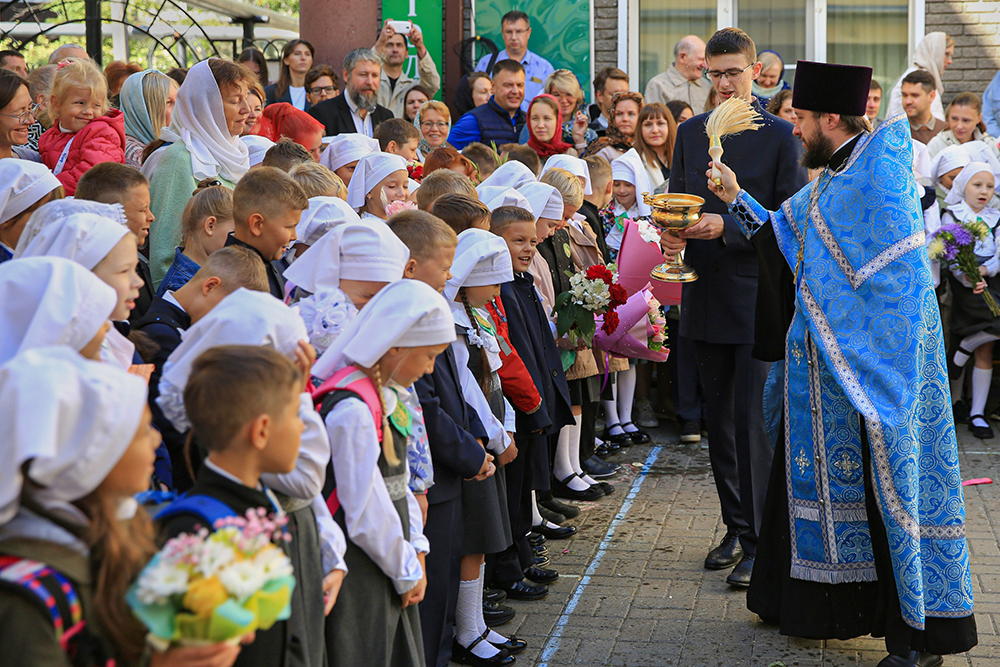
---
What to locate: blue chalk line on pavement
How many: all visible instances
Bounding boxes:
[537,444,663,666]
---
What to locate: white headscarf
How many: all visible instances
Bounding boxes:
[242,135,276,167]
[479,186,533,213]
[0,346,146,524]
[284,220,410,294]
[345,153,409,210]
[945,161,996,206]
[912,139,931,189]
[159,59,251,183]
[312,279,456,380]
[912,32,948,98]
[0,257,116,366]
[444,228,514,301]
[960,140,1000,175]
[296,196,362,247]
[320,134,380,172]
[540,155,593,195]
[0,160,61,225]
[518,182,565,220]
[15,213,129,269]
[476,160,536,196]
[157,288,308,432]
[931,145,971,187]
[611,148,653,216]
[14,199,127,257]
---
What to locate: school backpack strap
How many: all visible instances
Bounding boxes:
[0,554,113,667]
[154,494,237,528]
[310,365,384,517]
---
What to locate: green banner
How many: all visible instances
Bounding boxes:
[473,0,592,102]
[380,0,444,101]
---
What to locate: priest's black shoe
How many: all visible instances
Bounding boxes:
[484,631,527,655]
[483,599,515,626]
[527,532,546,547]
[533,522,577,540]
[552,473,605,501]
[484,587,507,604]
[725,553,754,588]
[875,651,943,667]
[541,496,580,518]
[452,638,515,666]
[582,455,619,479]
[523,565,559,585]
[496,579,548,600]
[704,531,743,570]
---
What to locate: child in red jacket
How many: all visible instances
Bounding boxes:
[39,58,125,195]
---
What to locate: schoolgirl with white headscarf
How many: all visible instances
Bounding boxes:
[146,58,254,287]
[475,160,537,197]
[604,148,653,257]
[319,133,380,183]
[292,195,362,254]
[345,152,409,220]
[0,160,62,263]
[0,347,164,665]
[540,154,593,195]
[312,279,457,667]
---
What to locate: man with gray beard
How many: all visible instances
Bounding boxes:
[309,48,394,138]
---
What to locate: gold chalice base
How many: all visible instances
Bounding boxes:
[642,193,704,284]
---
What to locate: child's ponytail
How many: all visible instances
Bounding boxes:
[371,362,401,467]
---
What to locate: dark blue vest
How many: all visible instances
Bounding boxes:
[470,98,526,147]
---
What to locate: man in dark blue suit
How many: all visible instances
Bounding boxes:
[661,27,807,588]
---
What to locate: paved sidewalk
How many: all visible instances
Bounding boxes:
[487,423,1000,667]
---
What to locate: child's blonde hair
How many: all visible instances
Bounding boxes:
[181,179,234,244]
[50,58,108,120]
[540,167,585,210]
[288,161,347,199]
[387,209,458,262]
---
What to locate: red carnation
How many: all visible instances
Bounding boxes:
[609,283,628,308]
[601,310,620,335]
[407,163,424,182]
[586,264,613,285]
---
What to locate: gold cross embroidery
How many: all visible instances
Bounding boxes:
[790,343,804,364]
[833,451,860,477]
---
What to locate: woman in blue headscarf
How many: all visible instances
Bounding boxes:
[119,70,178,168]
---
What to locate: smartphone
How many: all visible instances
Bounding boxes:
[388,20,411,35]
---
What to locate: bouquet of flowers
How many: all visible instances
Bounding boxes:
[127,509,296,650]
[928,219,1000,316]
[594,288,669,362]
[407,161,424,183]
[553,264,628,347]
[616,217,683,306]
[646,294,667,352]
[385,199,419,217]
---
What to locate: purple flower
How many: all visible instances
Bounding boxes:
[944,245,959,261]
[952,227,973,246]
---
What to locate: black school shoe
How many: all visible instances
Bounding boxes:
[621,421,651,444]
[595,440,620,457]
[532,522,577,540]
[523,565,560,585]
[970,415,995,439]
[484,630,527,655]
[483,598,516,626]
[484,587,507,604]
[452,638,515,666]
[495,579,548,600]
[538,504,566,525]
[601,423,631,446]
[582,455,620,479]
[552,473,605,502]
[527,532,546,547]
[875,651,943,667]
[540,496,580,519]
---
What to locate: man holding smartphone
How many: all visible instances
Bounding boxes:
[374,19,441,119]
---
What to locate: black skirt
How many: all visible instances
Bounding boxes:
[948,273,1000,338]
[748,418,977,655]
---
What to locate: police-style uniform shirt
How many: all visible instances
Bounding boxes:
[476,49,554,113]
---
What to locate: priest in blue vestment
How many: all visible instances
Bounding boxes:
[664,61,977,667]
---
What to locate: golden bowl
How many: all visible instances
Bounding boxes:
[641,192,703,283]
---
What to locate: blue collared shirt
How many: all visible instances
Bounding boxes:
[476,48,555,112]
[984,70,1000,137]
[156,247,201,297]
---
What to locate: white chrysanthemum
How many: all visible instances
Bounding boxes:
[196,539,238,578]
[136,560,190,605]
[637,220,661,245]
[218,560,269,602]
[253,546,294,580]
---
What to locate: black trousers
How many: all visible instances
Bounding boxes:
[487,433,542,585]
[694,340,771,554]
[420,497,462,667]
[671,329,705,423]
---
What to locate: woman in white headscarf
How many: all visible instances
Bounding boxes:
[119,69,177,168]
[345,152,409,220]
[0,347,246,667]
[145,58,256,287]
[310,279,463,667]
[886,32,954,121]
[0,159,62,262]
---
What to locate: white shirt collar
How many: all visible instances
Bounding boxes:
[163,290,186,313]
[204,457,265,491]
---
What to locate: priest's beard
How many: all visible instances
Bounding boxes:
[348,87,377,113]
[801,127,836,169]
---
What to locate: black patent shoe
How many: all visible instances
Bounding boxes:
[970,415,995,439]
[601,423,631,446]
[541,496,580,518]
[495,579,548,600]
[725,553,754,588]
[483,598,515,626]
[582,455,620,479]
[523,564,559,584]
[532,521,577,540]
[527,532,546,547]
[552,473,605,501]
[452,638,515,666]
[533,554,550,568]
[875,651,943,667]
[594,440,619,457]
[483,630,527,655]
[484,587,507,604]
[704,531,743,570]
[953,399,971,424]
[622,421,651,444]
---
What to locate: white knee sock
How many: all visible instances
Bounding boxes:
[456,575,499,657]
[474,564,510,644]
[531,491,543,525]
[618,364,637,431]
[970,366,993,427]
[567,414,597,485]
[956,332,999,367]
[602,377,623,435]
[552,425,587,489]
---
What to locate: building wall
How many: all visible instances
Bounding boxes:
[593,0,619,74]
[926,0,1000,103]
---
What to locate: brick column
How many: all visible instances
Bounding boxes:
[925,0,1000,103]
[299,0,379,76]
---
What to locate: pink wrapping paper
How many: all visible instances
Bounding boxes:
[595,289,669,362]
[616,219,682,305]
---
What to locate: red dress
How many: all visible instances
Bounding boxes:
[39,109,126,195]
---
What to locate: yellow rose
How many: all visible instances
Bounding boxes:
[183,576,230,617]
